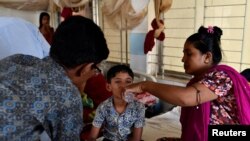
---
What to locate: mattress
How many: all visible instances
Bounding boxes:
[141,106,182,141]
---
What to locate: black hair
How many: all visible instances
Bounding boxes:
[186,26,223,65]
[39,12,50,29]
[241,69,250,82]
[106,65,134,83]
[49,16,109,69]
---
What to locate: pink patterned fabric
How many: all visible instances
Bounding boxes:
[180,65,250,141]
[135,92,158,106]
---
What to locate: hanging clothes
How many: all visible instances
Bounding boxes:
[144,0,172,54]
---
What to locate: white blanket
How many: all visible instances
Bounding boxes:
[141,106,182,141]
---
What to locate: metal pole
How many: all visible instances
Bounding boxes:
[120,20,123,64]
[125,19,128,65]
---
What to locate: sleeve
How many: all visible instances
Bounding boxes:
[200,70,233,97]
[92,104,105,128]
[134,102,145,128]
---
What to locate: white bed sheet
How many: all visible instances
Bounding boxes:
[141,106,182,141]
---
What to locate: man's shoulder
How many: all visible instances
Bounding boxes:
[1,54,41,65]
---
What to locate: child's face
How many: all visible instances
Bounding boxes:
[106,72,133,99]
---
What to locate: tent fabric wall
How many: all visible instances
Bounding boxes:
[0,0,49,11]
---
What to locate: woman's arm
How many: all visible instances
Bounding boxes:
[126,81,218,107]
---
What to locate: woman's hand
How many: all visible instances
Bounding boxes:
[125,81,147,94]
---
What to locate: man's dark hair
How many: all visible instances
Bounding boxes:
[50,16,109,69]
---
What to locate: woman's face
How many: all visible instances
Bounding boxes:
[182,42,210,76]
[42,16,50,25]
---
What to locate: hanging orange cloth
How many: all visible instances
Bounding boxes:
[144,0,172,54]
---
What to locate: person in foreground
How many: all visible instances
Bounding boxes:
[125,26,250,141]
[0,16,51,141]
[88,65,145,141]
[0,16,109,141]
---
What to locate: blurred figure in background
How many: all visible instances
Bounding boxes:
[39,12,54,45]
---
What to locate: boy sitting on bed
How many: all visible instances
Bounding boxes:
[88,64,145,141]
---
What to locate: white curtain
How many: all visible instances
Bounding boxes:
[101,0,148,30]
[53,0,89,8]
[0,0,49,11]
